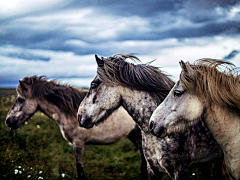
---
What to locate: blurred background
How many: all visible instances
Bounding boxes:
[1,0,240,88]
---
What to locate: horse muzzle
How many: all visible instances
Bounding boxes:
[149,121,167,138]
[77,114,94,129]
[5,117,20,130]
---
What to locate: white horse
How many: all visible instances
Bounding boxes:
[78,54,223,180]
[150,59,240,179]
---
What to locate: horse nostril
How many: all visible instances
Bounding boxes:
[157,126,165,137]
[150,121,166,137]
[149,121,155,133]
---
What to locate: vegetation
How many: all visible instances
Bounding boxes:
[0,88,216,179]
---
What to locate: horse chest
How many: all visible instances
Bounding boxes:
[141,133,166,171]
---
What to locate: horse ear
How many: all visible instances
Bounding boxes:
[95,54,104,67]
[19,80,29,90]
[179,60,195,78]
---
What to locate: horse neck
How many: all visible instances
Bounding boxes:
[121,87,158,133]
[37,98,76,126]
[205,103,240,178]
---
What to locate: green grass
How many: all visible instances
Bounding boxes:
[0,88,218,180]
[0,89,142,180]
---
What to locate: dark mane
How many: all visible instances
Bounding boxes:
[180,59,240,111]
[97,54,175,103]
[17,76,88,117]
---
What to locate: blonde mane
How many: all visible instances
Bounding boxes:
[181,59,240,111]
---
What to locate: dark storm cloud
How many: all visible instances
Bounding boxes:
[0,74,22,87]
[66,0,179,16]
[1,9,239,56]
[180,0,239,22]
[0,0,240,87]
[66,0,239,18]
[3,51,50,61]
[224,50,240,60]
[156,20,240,39]
[1,0,239,53]
[0,79,18,87]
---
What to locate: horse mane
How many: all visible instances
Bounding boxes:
[180,59,240,111]
[17,75,88,117]
[97,54,175,103]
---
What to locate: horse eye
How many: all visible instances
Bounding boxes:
[90,83,98,89]
[174,90,183,97]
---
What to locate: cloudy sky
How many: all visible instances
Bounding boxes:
[1,0,240,88]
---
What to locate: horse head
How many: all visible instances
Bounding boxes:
[6,78,38,130]
[78,55,122,128]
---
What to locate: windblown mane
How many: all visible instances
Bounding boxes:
[97,54,175,103]
[181,59,240,111]
[17,76,88,116]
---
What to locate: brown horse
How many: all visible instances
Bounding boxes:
[6,76,148,180]
[78,54,223,180]
[150,59,240,179]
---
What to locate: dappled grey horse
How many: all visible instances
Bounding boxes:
[77,54,223,180]
[149,59,240,180]
[5,75,148,180]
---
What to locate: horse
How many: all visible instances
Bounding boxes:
[77,54,224,180]
[5,75,148,180]
[149,59,240,179]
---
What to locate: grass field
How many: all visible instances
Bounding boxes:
[0,88,218,180]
